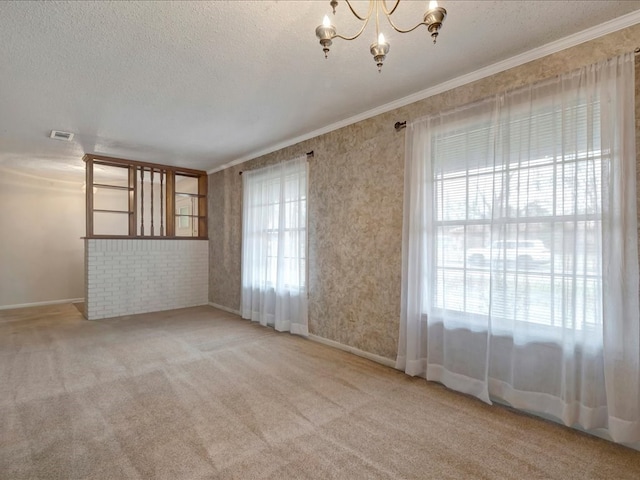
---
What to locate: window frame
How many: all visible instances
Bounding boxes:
[425,100,605,339]
[242,164,307,291]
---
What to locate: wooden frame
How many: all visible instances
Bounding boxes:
[83,154,208,239]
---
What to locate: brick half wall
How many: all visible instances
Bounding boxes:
[85,239,209,320]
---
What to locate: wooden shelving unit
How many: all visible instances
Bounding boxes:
[83,154,208,239]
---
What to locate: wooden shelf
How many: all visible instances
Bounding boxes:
[93,183,133,191]
[94,209,133,215]
[175,192,205,198]
[83,235,209,240]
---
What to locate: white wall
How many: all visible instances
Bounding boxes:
[0,168,84,308]
[85,239,209,320]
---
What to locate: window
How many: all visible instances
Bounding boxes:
[399,53,639,442]
[84,154,207,239]
[242,160,307,289]
[429,97,604,336]
[241,157,308,335]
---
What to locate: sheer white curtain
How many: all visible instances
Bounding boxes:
[398,53,640,443]
[241,156,308,336]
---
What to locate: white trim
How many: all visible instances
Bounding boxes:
[209,303,396,368]
[208,302,241,316]
[207,10,640,175]
[308,334,396,368]
[204,305,394,367]
[0,298,84,311]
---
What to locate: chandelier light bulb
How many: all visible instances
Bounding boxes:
[316,14,337,59]
[370,32,390,72]
[423,0,446,44]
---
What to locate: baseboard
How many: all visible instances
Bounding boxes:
[0,298,84,311]
[308,334,396,368]
[206,304,395,369]
[208,302,241,316]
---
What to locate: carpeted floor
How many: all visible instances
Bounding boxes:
[1,304,639,479]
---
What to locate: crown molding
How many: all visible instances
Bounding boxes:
[208,9,640,175]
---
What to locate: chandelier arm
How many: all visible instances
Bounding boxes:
[380,0,401,16]
[385,17,429,34]
[343,0,373,22]
[333,17,371,41]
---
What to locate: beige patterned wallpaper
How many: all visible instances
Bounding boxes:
[209,24,640,360]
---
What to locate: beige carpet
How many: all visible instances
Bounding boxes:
[1,304,639,479]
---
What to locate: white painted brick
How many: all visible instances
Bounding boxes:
[85,239,208,320]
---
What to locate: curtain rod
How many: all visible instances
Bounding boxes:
[394,49,640,132]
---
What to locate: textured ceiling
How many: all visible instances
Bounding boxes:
[1,1,640,180]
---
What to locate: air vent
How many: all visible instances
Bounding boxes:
[50,130,74,141]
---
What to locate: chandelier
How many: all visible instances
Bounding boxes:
[315,1,447,72]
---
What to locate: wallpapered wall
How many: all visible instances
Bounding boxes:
[208,24,640,360]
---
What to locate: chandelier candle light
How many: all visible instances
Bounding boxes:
[315,0,447,72]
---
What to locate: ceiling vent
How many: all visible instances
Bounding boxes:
[50,130,74,141]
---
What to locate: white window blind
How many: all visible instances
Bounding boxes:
[430,99,603,335]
